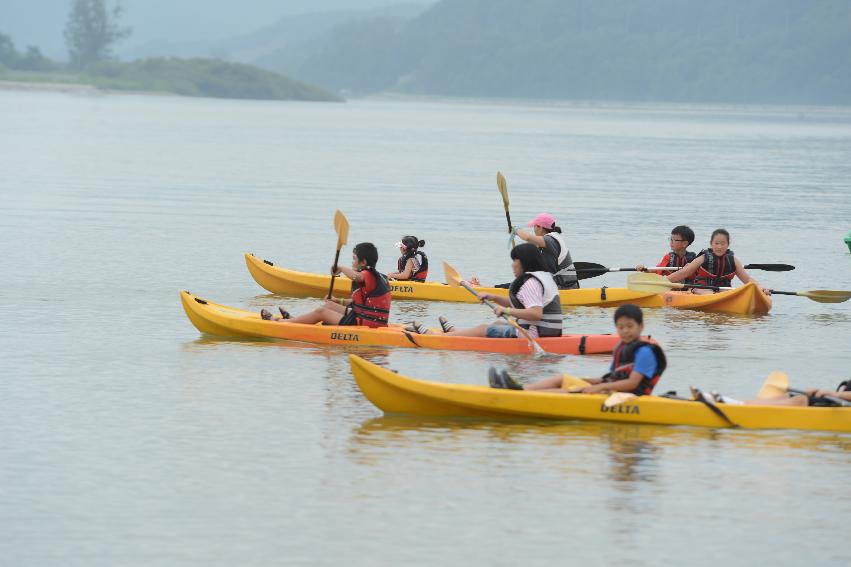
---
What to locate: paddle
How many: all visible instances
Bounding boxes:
[757,371,850,406]
[496,171,515,248]
[627,272,851,304]
[603,392,638,407]
[572,261,794,280]
[443,261,549,356]
[327,210,349,299]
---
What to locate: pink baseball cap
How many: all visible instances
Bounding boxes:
[528,213,557,229]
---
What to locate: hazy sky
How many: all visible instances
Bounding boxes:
[2,0,426,58]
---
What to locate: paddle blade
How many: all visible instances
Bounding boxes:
[561,374,591,391]
[757,371,789,400]
[743,263,795,272]
[798,290,851,303]
[496,171,509,208]
[627,272,683,293]
[333,210,349,248]
[573,261,609,280]
[443,261,462,287]
[604,392,638,407]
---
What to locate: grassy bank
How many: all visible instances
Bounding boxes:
[0,58,341,102]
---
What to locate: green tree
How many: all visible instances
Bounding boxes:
[64,0,131,70]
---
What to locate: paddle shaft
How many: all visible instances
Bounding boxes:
[459,281,546,355]
[327,249,342,298]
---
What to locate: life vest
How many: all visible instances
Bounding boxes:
[396,250,428,281]
[508,271,563,337]
[602,340,667,396]
[350,268,391,328]
[660,251,697,284]
[543,233,580,290]
[694,249,736,288]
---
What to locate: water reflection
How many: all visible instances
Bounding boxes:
[349,415,851,471]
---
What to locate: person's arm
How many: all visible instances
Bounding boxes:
[494,304,543,321]
[734,258,772,293]
[581,371,643,394]
[582,346,657,394]
[637,254,672,272]
[387,259,414,280]
[667,255,703,282]
[336,264,364,283]
[516,229,546,248]
[808,388,851,401]
[479,293,511,307]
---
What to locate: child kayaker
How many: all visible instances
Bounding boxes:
[407,243,562,337]
[636,225,696,278]
[488,304,666,395]
[696,381,851,407]
[387,236,428,281]
[515,213,579,289]
[261,242,391,327]
[666,229,771,295]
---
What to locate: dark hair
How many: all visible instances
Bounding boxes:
[401,236,424,249]
[542,224,562,234]
[510,242,545,273]
[353,242,378,268]
[614,303,643,324]
[710,229,730,243]
[671,225,695,245]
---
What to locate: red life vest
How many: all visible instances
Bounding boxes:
[694,249,736,288]
[603,340,667,396]
[350,268,391,328]
[396,250,428,281]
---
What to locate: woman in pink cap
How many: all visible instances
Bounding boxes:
[515,213,579,289]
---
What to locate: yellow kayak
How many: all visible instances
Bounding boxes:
[245,253,771,314]
[349,355,850,432]
[180,290,627,355]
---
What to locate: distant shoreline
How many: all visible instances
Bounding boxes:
[4,78,850,116]
[0,79,98,94]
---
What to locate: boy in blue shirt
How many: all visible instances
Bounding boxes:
[489,304,666,395]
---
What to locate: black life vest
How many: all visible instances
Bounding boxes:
[543,233,580,290]
[508,272,563,337]
[396,250,428,281]
[602,340,667,396]
[350,268,391,328]
[694,249,736,288]
[665,250,697,285]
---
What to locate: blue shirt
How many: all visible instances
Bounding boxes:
[610,344,658,378]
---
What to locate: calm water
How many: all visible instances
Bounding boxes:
[1,90,850,566]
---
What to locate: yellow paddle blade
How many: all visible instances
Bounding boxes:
[604,392,638,407]
[443,261,462,287]
[497,171,509,208]
[798,290,851,303]
[626,272,686,294]
[561,374,591,391]
[757,371,790,400]
[333,210,349,248]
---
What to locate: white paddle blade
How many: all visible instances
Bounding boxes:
[604,392,638,407]
[626,272,683,293]
[757,371,790,400]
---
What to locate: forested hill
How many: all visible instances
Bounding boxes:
[293,0,851,104]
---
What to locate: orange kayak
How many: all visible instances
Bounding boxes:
[180,290,631,355]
